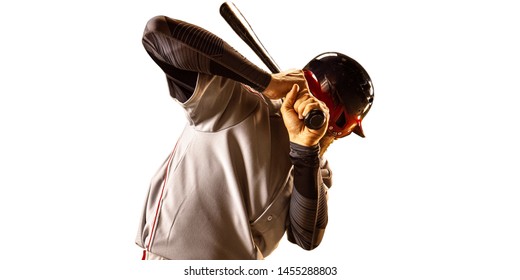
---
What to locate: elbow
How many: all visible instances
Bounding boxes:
[309,228,326,250]
[144,15,170,35]
[294,228,327,251]
[301,243,319,251]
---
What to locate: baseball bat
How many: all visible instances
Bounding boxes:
[219,2,325,130]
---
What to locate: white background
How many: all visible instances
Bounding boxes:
[1,0,519,279]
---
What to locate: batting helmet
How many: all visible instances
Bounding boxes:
[304,52,374,138]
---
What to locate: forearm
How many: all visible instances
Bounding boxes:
[287,142,329,250]
[142,16,271,91]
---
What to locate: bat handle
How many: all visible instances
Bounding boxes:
[304,109,326,130]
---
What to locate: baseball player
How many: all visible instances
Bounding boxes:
[136,15,374,260]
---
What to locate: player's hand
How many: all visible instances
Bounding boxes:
[281,84,329,147]
[263,69,308,100]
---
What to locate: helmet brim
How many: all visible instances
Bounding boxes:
[353,125,365,138]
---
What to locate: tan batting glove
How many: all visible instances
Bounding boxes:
[262,69,308,100]
[280,84,330,147]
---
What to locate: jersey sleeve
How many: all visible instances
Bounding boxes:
[142,15,272,102]
[286,143,331,250]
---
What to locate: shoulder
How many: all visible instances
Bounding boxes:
[179,75,268,131]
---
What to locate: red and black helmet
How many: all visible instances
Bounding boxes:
[304,52,374,138]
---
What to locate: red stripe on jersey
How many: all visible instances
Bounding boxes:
[146,144,178,251]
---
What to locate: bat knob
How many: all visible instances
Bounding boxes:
[304,109,326,130]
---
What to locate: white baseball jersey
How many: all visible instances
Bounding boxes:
[136,74,294,259]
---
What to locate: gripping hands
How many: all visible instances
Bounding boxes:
[264,70,329,147]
